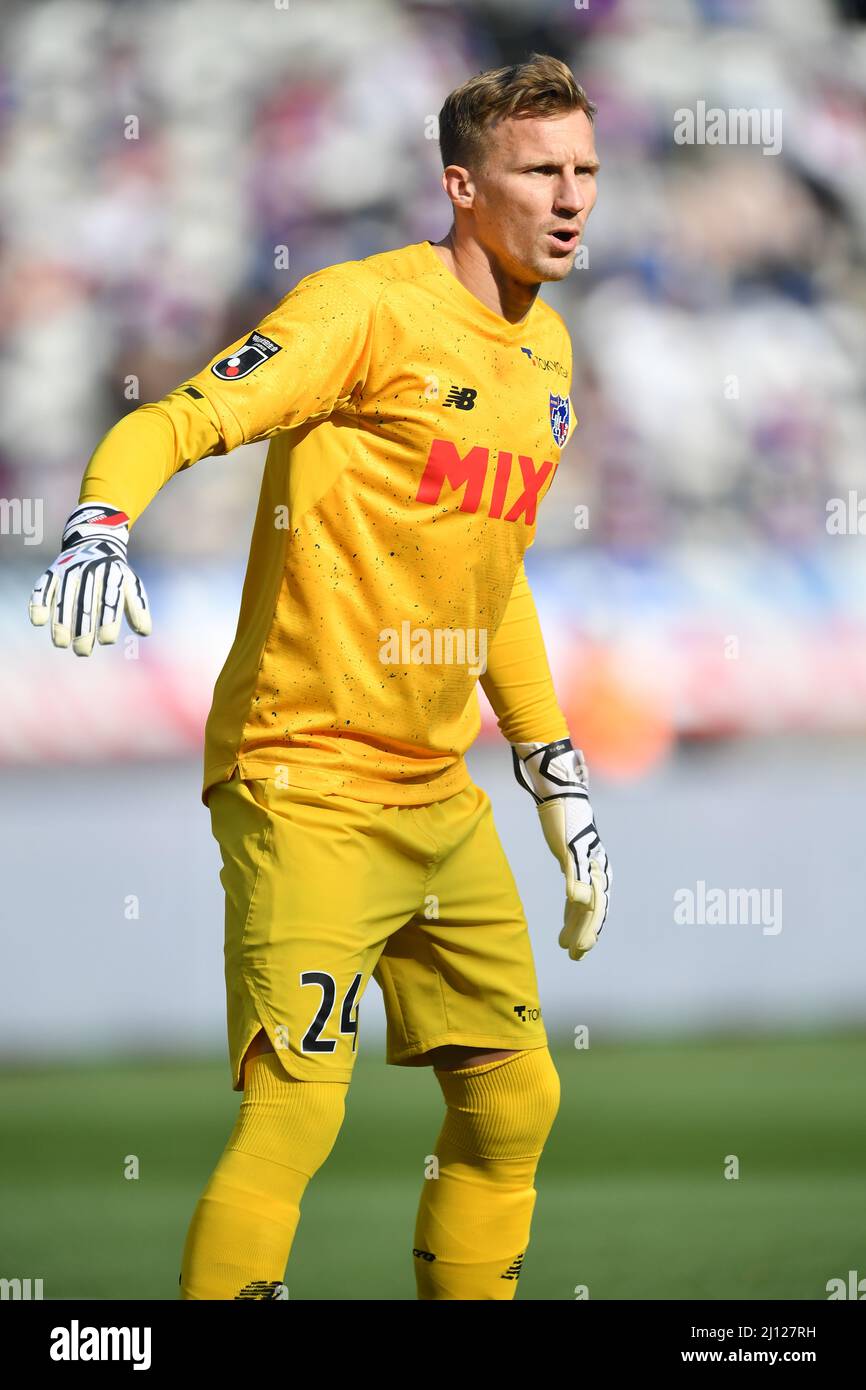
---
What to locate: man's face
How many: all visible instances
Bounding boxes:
[455,108,599,284]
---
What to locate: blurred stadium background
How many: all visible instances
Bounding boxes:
[1,0,865,1300]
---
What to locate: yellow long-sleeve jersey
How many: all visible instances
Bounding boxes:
[80,240,574,806]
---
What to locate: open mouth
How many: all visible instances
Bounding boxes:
[548,229,579,246]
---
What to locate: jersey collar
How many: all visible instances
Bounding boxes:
[418,239,541,340]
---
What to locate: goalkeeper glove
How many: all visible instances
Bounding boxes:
[28,502,151,656]
[512,737,611,961]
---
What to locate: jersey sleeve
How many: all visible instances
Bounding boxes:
[78,264,380,525]
[79,391,225,525]
[479,560,570,746]
[178,264,380,451]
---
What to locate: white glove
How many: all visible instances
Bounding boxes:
[512,737,611,961]
[29,502,152,656]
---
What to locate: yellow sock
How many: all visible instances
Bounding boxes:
[413,1047,561,1300]
[180,1053,347,1299]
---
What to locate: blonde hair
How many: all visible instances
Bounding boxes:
[439,53,596,170]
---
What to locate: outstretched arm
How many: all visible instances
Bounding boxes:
[29,265,379,653]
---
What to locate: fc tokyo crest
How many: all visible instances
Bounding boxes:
[549,392,570,447]
[212,331,282,381]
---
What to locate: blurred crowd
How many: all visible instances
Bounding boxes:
[1,0,865,562]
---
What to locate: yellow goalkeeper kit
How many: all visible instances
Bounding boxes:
[79,239,576,1085]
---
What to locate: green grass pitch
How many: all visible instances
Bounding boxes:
[1,1031,863,1300]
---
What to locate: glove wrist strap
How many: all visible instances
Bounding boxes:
[511,737,590,804]
[61,503,130,552]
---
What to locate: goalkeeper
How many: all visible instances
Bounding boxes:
[29,53,611,1301]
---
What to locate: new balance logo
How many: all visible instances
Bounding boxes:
[501,1253,525,1281]
[413,1248,437,1262]
[235,1280,289,1299]
[444,385,477,410]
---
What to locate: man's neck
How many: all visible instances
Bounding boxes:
[429,232,540,325]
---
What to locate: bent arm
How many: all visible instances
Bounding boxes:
[480,560,570,745]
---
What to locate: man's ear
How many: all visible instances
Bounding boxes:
[442,164,475,210]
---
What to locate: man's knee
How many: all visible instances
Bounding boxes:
[232,1045,348,1180]
[434,1046,560,1161]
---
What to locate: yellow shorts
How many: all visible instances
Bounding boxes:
[208,770,548,1089]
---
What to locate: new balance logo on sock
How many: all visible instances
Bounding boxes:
[501,1253,525,1281]
[413,1248,436,1262]
[235,1280,289,1299]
